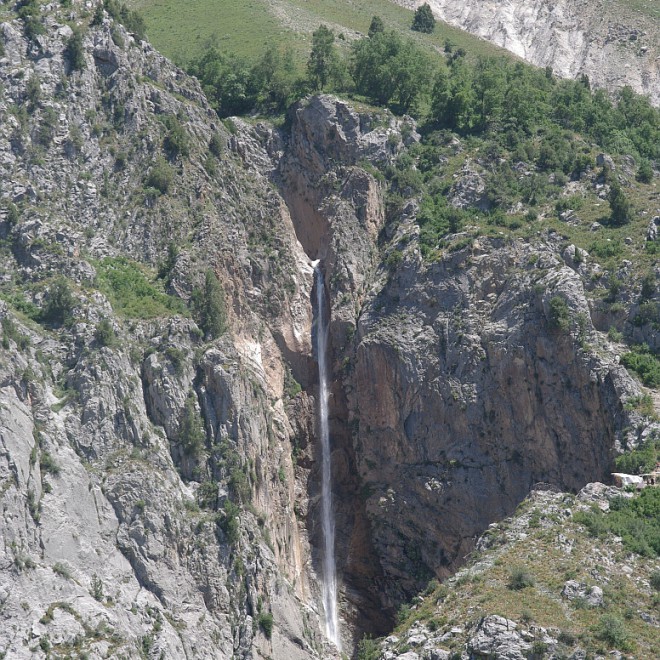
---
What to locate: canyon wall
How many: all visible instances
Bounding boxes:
[0,3,657,657]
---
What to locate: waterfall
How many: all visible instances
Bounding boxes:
[314,264,341,650]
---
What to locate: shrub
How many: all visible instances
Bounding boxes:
[507,566,535,590]
[621,346,660,388]
[197,481,218,510]
[26,74,41,109]
[65,28,86,72]
[36,107,59,147]
[162,115,190,159]
[52,562,71,579]
[640,272,656,300]
[258,611,274,639]
[191,269,227,339]
[145,157,173,194]
[94,319,117,347]
[357,635,380,660]
[607,182,632,226]
[368,16,384,38]
[94,256,186,319]
[636,159,653,183]
[91,574,104,601]
[548,296,570,332]
[165,346,186,376]
[575,488,660,557]
[178,391,205,458]
[17,0,45,40]
[615,437,659,475]
[39,452,60,476]
[208,133,223,158]
[218,499,240,543]
[41,277,75,327]
[607,326,623,342]
[103,0,147,40]
[650,570,660,591]
[597,614,630,650]
[5,202,20,227]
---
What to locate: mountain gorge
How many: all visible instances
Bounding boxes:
[0,1,659,659]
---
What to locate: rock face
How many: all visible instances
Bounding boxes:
[396,0,660,105]
[0,5,331,658]
[344,234,647,603]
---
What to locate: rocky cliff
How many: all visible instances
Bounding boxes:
[0,2,658,658]
[396,0,660,105]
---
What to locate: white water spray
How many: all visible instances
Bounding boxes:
[314,264,341,650]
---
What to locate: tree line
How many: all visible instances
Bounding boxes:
[188,17,658,163]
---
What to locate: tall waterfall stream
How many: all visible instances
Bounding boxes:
[314,265,341,649]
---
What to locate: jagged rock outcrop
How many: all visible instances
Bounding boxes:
[396,0,660,105]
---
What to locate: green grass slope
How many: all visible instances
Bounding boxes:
[129,0,510,65]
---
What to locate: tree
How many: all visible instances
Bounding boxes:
[307,25,336,91]
[41,277,75,326]
[412,3,435,34]
[251,45,298,112]
[351,31,433,113]
[637,159,653,184]
[192,269,227,339]
[65,28,86,72]
[607,181,632,226]
[368,16,384,38]
[188,46,256,117]
[179,391,205,458]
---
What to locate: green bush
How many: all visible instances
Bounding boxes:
[607,182,632,226]
[52,562,72,579]
[218,499,240,544]
[621,345,660,388]
[208,133,223,158]
[39,452,60,476]
[178,391,205,458]
[162,115,190,159]
[4,202,20,227]
[191,269,227,339]
[18,0,45,40]
[650,570,660,591]
[636,159,653,184]
[575,488,660,557]
[103,0,147,40]
[197,481,218,510]
[94,319,117,347]
[65,28,86,72]
[258,612,274,639]
[145,157,173,195]
[41,277,75,327]
[357,635,380,660]
[615,437,659,475]
[507,566,535,590]
[548,296,570,332]
[597,614,630,650]
[26,74,41,110]
[36,107,58,148]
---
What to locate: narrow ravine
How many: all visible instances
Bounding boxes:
[314,263,341,650]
